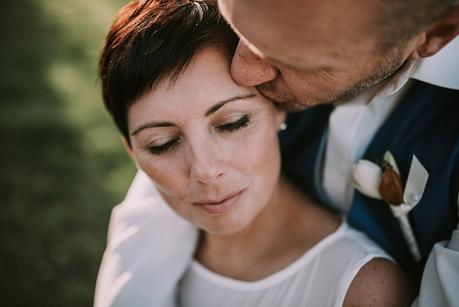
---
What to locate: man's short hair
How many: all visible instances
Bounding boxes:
[99,0,238,140]
[376,0,458,49]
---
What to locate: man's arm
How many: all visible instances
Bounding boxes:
[94,170,198,307]
[124,169,161,201]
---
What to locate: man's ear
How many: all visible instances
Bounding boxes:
[411,6,459,59]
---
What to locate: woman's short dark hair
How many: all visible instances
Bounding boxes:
[99,0,238,140]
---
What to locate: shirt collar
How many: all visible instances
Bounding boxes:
[377,35,459,98]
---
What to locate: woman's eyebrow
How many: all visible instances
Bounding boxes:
[205,94,256,117]
[131,121,174,136]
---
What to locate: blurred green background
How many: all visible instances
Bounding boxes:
[0,0,136,306]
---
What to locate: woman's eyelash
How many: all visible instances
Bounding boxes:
[147,116,249,155]
[148,138,179,155]
[217,115,250,133]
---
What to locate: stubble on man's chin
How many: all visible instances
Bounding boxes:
[333,59,406,106]
[258,52,406,112]
[256,83,313,112]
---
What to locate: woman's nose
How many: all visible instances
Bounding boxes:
[189,141,225,184]
[231,40,279,87]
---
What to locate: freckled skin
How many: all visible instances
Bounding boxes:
[127,47,285,236]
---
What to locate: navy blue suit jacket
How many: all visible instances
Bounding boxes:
[280,80,459,281]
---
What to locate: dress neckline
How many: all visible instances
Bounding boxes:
[189,222,348,291]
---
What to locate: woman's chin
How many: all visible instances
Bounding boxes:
[196,215,253,237]
[201,225,247,237]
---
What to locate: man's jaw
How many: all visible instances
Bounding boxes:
[256,84,311,112]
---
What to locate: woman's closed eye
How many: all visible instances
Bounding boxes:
[148,138,180,155]
[216,115,250,133]
[147,115,250,156]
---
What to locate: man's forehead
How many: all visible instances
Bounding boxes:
[219,0,377,67]
[219,0,309,28]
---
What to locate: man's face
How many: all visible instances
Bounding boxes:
[218,0,407,110]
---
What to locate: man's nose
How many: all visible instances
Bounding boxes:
[189,140,225,184]
[231,40,279,87]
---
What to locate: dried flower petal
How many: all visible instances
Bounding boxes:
[352,160,383,199]
[379,166,404,205]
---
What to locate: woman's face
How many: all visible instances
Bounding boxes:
[127,47,285,236]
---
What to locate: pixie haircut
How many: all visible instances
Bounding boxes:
[99,0,238,140]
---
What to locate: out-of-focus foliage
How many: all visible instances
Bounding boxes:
[0,0,135,306]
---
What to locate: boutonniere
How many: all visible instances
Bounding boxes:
[352,151,429,262]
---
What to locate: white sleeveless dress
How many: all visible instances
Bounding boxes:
[178,223,392,307]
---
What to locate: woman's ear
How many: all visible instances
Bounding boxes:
[410,6,459,59]
[122,137,141,169]
[122,137,134,158]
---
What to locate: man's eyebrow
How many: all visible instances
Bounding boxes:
[205,94,256,117]
[131,121,174,136]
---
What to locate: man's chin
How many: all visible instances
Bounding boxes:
[257,90,310,112]
[268,96,321,112]
[274,100,310,112]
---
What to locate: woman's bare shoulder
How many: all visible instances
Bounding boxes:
[343,258,416,307]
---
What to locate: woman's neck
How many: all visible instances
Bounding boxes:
[194,178,341,281]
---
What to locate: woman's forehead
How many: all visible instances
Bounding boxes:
[128,48,254,119]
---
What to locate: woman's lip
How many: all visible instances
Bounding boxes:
[193,190,244,214]
[194,190,244,205]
